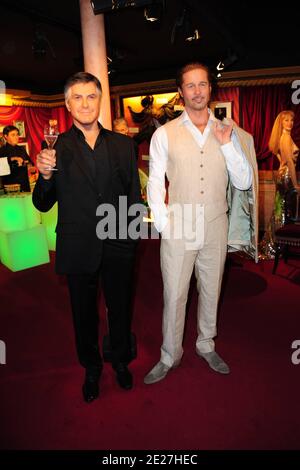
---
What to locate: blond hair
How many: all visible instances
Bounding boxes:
[268,110,295,155]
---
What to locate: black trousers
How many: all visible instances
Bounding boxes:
[67,240,136,372]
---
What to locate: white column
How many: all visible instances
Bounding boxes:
[79,0,112,129]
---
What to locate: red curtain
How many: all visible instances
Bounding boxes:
[0,106,24,124]
[240,85,300,170]
[0,105,73,163]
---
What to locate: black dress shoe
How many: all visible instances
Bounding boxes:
[82,371,101,403]
[114,363,133,390]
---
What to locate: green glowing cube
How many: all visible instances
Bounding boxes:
[23,194,41,228]
[0,225,49,272]
[40,203,57,251]
[0,194,40,232]
[0,196,27,231]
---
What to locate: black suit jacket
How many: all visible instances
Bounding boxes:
[32,126,141,274]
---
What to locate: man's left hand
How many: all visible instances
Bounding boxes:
[212,119,234,145]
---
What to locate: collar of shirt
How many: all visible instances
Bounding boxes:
[4,143,19,150]
[179,108,218,126]
[178,108,217,148]
[71,122,106,147]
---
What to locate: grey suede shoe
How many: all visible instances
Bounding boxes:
[197,351,230,374]
[144,361,171,384]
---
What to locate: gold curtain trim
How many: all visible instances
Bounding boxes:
[218,77,298,87]
[12,98,65,108]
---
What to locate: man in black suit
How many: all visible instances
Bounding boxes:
[33,72,141,403]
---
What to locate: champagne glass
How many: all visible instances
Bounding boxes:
[43,119,59,171]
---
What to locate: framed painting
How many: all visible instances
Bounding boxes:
[13,120,26,137]
[122,92,183,137]
[210,101,232,120]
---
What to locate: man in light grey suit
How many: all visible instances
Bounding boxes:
[144,62,258,384]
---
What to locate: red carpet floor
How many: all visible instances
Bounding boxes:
[0,239,300,450]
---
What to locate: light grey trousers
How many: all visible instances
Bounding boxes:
[160,214,228,367]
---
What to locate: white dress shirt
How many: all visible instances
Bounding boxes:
[147,109,253,232]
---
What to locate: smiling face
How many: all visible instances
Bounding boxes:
[65,81,101,129]
[178,67,211,113]
[281,113,294,132]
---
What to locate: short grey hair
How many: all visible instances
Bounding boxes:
[64,72,102,100]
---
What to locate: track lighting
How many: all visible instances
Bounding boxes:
[185,29,200,42]
[144,4,161,22]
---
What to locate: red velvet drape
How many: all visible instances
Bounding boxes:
[240,85,300,170]
[0,105,73,163]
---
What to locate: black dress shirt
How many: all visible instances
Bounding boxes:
[33,122,141,273]
[71,124,110,189]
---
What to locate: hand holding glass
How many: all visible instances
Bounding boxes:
[44,121,59,171]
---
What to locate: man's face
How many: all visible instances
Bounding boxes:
[65,82,101,128]
[178,68,211,113]
[5,130,19,146]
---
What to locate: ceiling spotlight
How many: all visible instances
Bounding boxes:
[216,51,238,73]
[107,55,114,74]
[171,5,200,45]
[185,29,200,42]
[144,4,161,22]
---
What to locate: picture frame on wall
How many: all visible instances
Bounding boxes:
[13,120,26,137]
[210,102,232,120]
